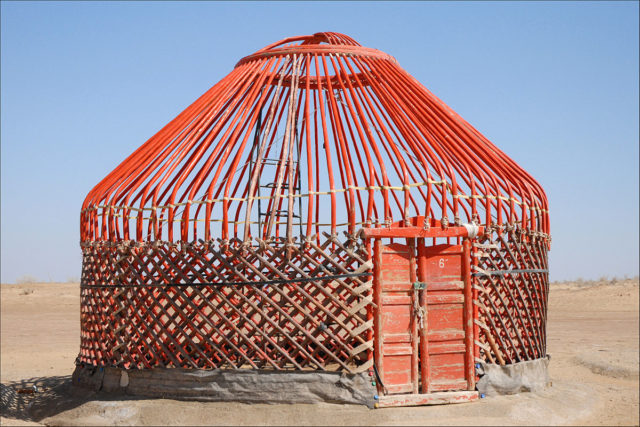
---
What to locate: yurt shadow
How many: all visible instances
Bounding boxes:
[1,376,85,422]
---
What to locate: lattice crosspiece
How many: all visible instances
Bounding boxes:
[80,32,549,245]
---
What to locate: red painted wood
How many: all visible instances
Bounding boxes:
[462,239,475,390]
[380,282,413,292]
[428,329,465,341]
[377,243,415,394]
[429,353,466,379]
[373,238,384,394]
[383,332,411,343]
[408,238,419,394]
[429,379,469,392]
[426,294,464,304]
[385,383,415,394]
[422,243,468,392]
[375,236,475,401]
[417,240,430,394]
[383,345,413,356]
[471,242,480,368]
[429,342,466,354]
[361,226,484,239]
[427,281,464,291]
[77,30,550,382]
[377,390,478,408]
[382,295,411,305]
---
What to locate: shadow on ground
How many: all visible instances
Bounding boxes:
[0,375,143,423]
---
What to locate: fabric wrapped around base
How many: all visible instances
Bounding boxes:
[476,356,551,396]
[72,365,377,408]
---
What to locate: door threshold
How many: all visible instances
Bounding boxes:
[376,390,478,408]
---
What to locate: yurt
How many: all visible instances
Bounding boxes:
[74,32,550,408]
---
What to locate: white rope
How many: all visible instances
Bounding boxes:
[82,180,549,215]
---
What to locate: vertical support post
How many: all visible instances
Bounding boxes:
[416,238,430,394]
[407,238,418,394]
[462,238,475,391]
[365,239,373,365]
[372,238,384,394]
[471,241,480,366]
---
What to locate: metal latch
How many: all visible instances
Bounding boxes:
[412,281,426,290]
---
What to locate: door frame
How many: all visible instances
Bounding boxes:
[363,220,484,405]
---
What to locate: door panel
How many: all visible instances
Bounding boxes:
[377,243,414,394]
[421,244,467,392]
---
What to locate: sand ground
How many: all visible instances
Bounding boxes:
[1,278,638,426]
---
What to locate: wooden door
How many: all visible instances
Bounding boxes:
[373,239,474,396]
[418,243,471,392]
[374,241,417,395]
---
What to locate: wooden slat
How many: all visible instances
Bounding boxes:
[377,391,478,407]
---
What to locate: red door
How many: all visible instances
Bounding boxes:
[374,242,417,395]
[373,238,474,397]
[418,243,469,392]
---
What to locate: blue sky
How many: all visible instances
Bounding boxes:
[1,1,638,283]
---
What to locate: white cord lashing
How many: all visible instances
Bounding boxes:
[463,222,480,238]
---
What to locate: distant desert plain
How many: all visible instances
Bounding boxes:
[1,277,638,426]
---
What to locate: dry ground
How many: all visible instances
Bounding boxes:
[1,278,638,426]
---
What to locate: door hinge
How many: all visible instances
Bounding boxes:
[412,281,426,290]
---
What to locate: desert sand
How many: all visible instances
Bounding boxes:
[1,278,638,426]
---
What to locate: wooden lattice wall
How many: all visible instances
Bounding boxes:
[78,228,549,373]
[78,233,374,373]
[472,230,549,365]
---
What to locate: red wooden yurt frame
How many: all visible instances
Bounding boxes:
[78,32,550,406]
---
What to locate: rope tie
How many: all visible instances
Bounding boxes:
[219,239,229,251]
[423,217,431,230]
[413,287,425,330]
